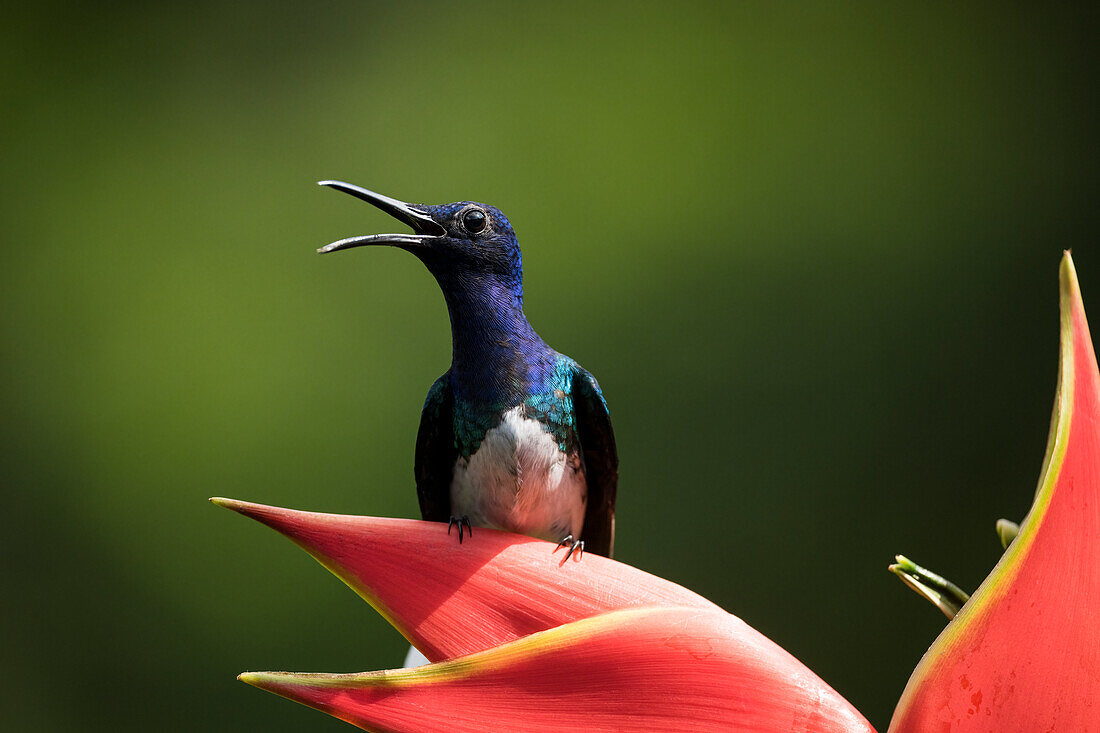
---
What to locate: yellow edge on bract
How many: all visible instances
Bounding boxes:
[238,606,680,690]
[897,252,1079,699]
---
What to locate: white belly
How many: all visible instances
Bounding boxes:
[450,406,587,543]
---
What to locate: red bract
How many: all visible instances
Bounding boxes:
[210,498,718,661]
[240,606,875,733]
[889,252,1100,731]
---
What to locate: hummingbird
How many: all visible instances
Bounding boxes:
[318,181,618,559]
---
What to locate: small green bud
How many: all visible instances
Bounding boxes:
[889,554,971,620]
[996,518,1020,550]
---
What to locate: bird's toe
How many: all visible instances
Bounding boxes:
[554,535,584,564]
[447,515,473,543]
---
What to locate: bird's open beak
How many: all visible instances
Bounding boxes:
[317,181,446,254]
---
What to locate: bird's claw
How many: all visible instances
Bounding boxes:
[554,535,584,565]
[448,515,472,543]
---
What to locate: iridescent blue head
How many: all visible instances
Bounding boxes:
[317,180,523,301]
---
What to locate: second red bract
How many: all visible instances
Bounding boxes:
[888,254,1100,731]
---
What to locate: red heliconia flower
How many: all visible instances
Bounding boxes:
[214,500,874,732]
[889,252,1100,731]
[216,252,1100,731]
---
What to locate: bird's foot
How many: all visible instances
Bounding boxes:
[448,515,472,543]
[554,535,584,565]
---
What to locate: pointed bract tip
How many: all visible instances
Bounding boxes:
[207,497,283,527]
[209,496,248,512]
[239,670,333,693]
[238,671,294,686]
[237,671,277,688]
[1060,250,1082,304]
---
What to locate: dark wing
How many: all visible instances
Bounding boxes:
[414,373,457,523]
[572,366,619,558]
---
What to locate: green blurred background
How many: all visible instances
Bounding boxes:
[3,2,1099,729]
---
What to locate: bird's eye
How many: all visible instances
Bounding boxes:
[462,209,487,234]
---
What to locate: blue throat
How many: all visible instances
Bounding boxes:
[436,273,555,403]
[431,273,578,457]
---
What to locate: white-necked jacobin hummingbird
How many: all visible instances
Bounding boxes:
[318,181,618,559]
